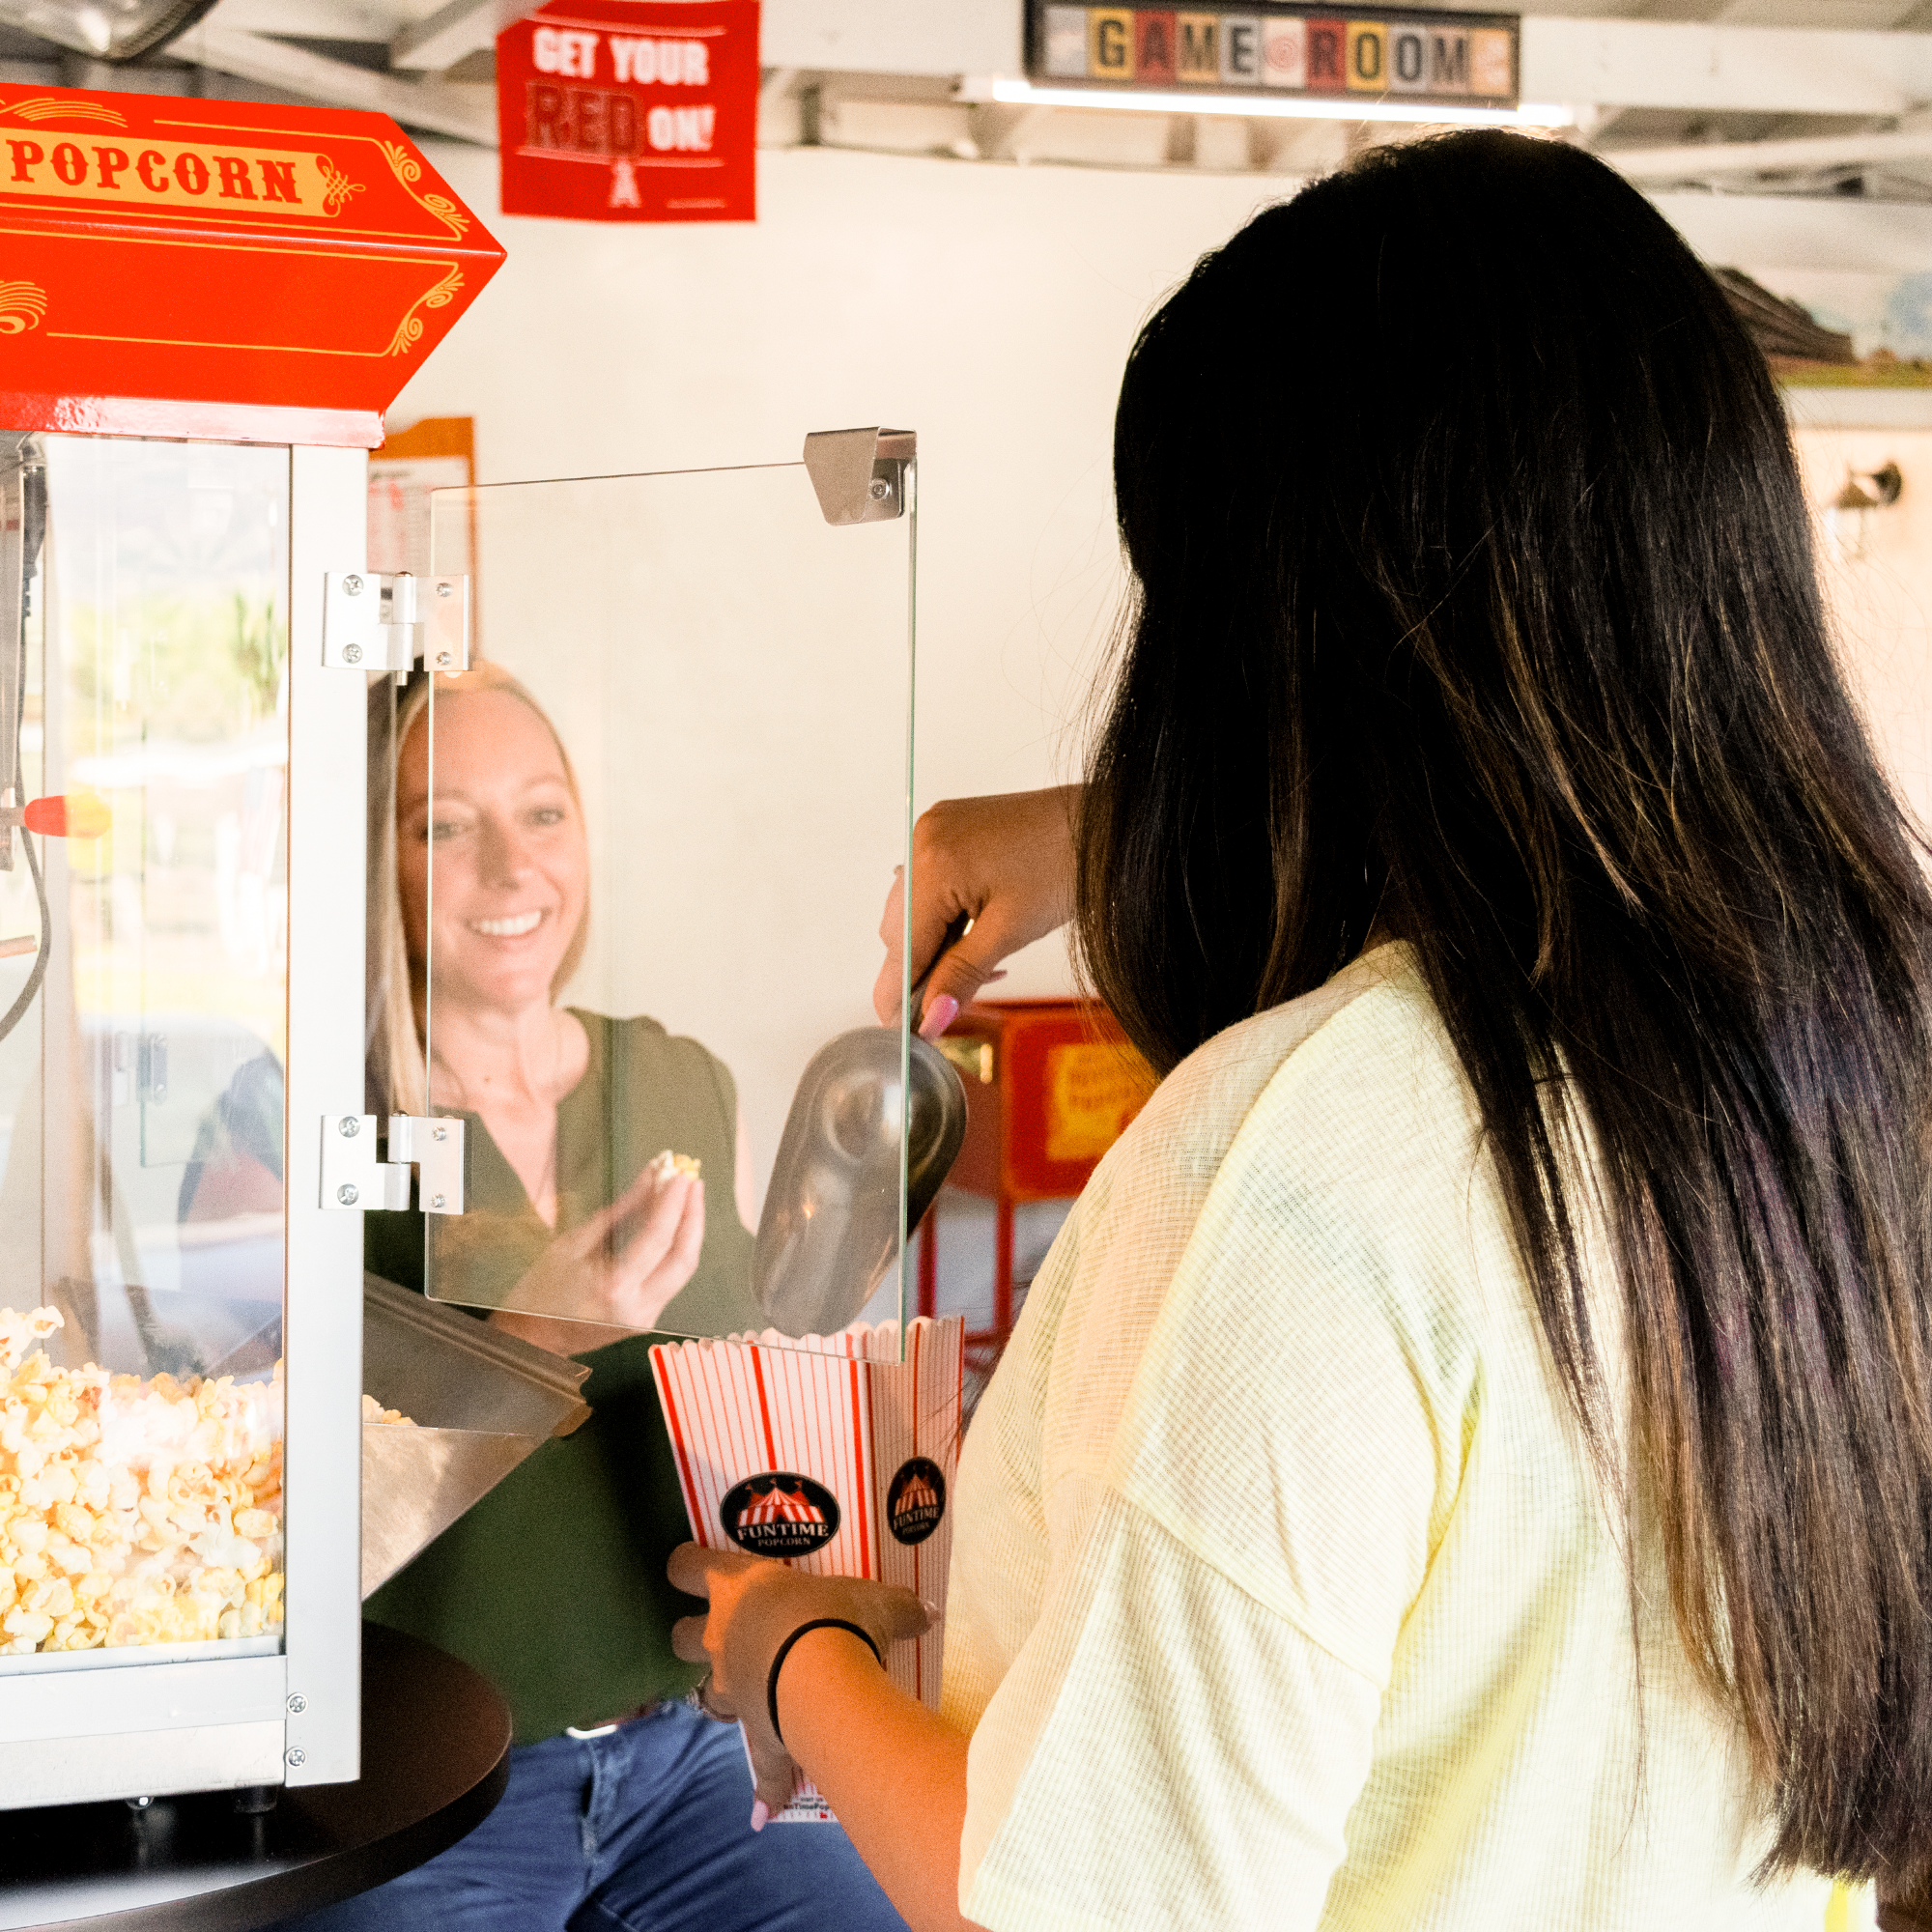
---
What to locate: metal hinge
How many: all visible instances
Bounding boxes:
[320,1114,466,1214]
[322,572,470,673]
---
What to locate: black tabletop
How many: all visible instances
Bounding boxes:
[0,1622,511,1931]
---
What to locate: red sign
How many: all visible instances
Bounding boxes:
[0,84,504,446]
[497,0,757,224]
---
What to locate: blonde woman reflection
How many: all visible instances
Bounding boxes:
[377,661,756,1342]
[318,667,908,1932]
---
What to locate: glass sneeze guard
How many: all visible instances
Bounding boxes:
[400,442,919,1359]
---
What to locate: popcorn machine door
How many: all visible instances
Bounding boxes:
[404,439,921,1359]
[0,432,298,1805]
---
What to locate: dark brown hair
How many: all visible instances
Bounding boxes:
[1080,128,1932,1887]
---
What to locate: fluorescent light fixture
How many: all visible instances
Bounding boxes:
[987,77,1575,129]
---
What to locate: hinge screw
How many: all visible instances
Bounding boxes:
[336,1183,359,1206]
[431,1193,446,1209]
[338,1117,359,1137]
[432,1126,447,1142]
[342,576,363,596]
[343,643,363,666]
[286,1747,306,1769]
[437,582,454,598]
[287,1693,307,1715]
[869,478,890,501]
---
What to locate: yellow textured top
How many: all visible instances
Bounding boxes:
[942,945,1871,1931]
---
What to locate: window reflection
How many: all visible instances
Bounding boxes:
[0,436,292,1382]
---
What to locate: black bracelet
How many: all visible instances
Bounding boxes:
[766,1618,884,1748]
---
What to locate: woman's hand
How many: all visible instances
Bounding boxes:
[507,1158,704,1331]
[668,1543,929,1822]
[873,785,1082,1035]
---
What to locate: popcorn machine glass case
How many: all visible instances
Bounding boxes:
[0,429,352,1811]
[0,433,291,1660]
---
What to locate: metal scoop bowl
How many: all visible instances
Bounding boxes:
[752,948,969,1338]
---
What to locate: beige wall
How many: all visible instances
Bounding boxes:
[1794,423,1932,838]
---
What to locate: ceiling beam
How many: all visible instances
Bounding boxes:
[1521,17,1932,119]
[389,0,526,73]
[760,0,1020,79]
[1655,187,1932,275]
[1609,125,1932,181]
[198,0,395,39]
[170,19,497,141]
[387,0,1027,77]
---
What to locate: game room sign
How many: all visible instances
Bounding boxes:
[1028,3,1520,107]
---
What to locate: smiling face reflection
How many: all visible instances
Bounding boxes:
[398,688,589,1017]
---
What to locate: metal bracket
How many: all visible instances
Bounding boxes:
[802,428,915,526]
[318,1114,465,1214]
[322,572,470,673]
[319,1115,410,1211]
[388,1115,467,1215]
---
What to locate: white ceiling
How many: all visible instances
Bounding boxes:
[3,0,1930,198]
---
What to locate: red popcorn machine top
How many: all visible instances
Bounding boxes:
[0,79,527,1810]
[0,84,503,440]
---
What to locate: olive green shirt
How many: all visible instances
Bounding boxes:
[363,1010,760,1744]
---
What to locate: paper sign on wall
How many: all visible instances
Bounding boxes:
[496,0,758,223]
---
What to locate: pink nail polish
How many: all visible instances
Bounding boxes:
[919,994,959,1040]
[750,1800,769,1833]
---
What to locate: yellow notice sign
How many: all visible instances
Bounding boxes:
[1044,1041,1155,1164]
[0,131,361,220]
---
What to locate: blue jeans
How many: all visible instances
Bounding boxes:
[273,1701,908,1932]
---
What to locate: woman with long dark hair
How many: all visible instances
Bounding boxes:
[673,130,1932,1929]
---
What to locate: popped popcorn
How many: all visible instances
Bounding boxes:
[0,1307,65,1376]
[360,1394,415,1427]
[646,1150,701,1182]
[0,1307,407,1658]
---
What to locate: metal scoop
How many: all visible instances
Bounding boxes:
[752,928,970,1338]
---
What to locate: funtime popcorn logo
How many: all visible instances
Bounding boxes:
[886,1457,946,1547]
[720,1472,839,1558]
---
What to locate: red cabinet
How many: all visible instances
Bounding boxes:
[921,999,1155,1351]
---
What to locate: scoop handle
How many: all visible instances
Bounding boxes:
[902,910,972,1028]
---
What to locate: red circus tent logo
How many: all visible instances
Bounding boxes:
[742,1485,826,1527]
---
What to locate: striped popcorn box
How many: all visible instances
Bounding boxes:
[649,1316,966,1823]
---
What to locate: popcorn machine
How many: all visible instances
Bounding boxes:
[0,80,504,1807]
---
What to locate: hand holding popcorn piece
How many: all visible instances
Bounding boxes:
[507,1151,705,1332]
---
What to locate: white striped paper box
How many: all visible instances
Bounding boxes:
[649,1317,966,1822]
